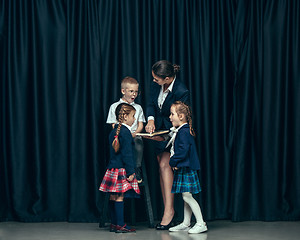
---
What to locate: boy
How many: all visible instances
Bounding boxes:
[106,76,145,183]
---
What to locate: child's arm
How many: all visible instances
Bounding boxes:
[135,121,144,133]
[132,121,143,137]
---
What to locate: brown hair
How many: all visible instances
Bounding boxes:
[172,101,195,136]
[152,60,180,79]
[112,103,136,152]
[121,76,139,89]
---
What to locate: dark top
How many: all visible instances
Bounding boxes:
[107,124,135,176]
[169,124,201,170]
[146,79,190,130]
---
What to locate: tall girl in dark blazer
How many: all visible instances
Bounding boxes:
[145,60,190,230]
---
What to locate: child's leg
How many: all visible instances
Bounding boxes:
[134,136,143,168]
[182,192,204,224]
[114,194,136,233]
[169,199,192,232]
[134,136,144,182]
[183,201,193,226]
[109,195,117,226]
[114,194,125,227]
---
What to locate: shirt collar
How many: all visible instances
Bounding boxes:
[171,122,187,131]
[161,77,176,93]
[120,98,135,105]
[121,123,132,131]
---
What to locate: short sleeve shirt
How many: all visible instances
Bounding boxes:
[106,99,146,133]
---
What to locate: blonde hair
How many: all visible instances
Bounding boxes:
[172,101,195,136]
[112,103,136,152]
[121,76,139,89]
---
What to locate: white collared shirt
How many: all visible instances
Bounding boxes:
[106,98,146,133]
[148,78,176,121]
[158,78,176,109]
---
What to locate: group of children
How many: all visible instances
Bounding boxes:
[99,77,207,234]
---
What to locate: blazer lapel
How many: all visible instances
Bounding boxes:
[161,79,179,111]
[162,91,173,111]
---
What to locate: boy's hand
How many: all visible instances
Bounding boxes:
[172,167,179,171]
[127,174,134,182]
[131,133,136,138]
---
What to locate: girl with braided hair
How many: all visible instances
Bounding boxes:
[166,101,207,234]
[99,103,140,233]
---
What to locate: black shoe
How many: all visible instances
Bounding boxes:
[155,220,175,230]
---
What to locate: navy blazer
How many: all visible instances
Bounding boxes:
[146,79,190,130]
[107,125,135,176]
[169,124,201,170]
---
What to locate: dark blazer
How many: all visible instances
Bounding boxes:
[107,124,135,176]
[169,124,200,170]
[146,79,190,130]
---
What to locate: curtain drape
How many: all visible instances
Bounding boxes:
[1,0,299,222]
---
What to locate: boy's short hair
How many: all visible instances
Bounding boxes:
[121,76,139,89]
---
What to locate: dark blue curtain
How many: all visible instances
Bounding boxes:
[1,0,299,222]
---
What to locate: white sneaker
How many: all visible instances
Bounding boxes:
[169,223,191,232]
[188,223,207,234]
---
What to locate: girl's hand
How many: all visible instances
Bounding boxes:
[127,174,134,182]
[145,120,155,133]
[131,132,136,138]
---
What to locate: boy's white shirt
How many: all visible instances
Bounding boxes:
[106,98,146,133]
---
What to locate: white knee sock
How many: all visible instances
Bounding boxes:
[182,192,204,224]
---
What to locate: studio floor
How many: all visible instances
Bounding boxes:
[0,220,299,240]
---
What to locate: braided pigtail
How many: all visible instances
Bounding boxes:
[186,106,195,137]
[112,103,135,153]
[172,101,196,136]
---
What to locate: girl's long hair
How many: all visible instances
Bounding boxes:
[112,103,135,152]
[172,101,195,136]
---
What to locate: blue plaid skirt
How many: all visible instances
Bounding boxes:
[172,167,201,194]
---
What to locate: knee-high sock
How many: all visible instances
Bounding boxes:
[114,201,125,226]
[182,192,204,224]
[109,200,116,225]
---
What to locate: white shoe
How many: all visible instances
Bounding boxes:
[169,223,191,232]
[188,223,207,234]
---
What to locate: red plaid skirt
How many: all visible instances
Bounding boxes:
[99,168,140,194]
